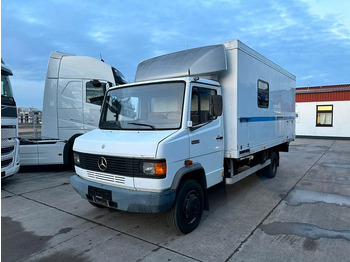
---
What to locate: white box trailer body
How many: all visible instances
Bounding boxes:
[20,52,127,166]
[71,40,295,234]
[219,41,295,159]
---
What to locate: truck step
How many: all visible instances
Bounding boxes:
[225,159,271,185]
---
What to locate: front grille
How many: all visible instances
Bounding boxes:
[1,126,16,139]
[2,146,14,155]
[87,170,126,185]
[78,152,141,177]
[2,158,13,168]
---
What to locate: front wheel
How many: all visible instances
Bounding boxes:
[167,180,204,234]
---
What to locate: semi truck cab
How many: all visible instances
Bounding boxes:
[1,59,20,178]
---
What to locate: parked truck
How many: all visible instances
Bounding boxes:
[20,52,127,166]
[1,59,20,178]
[71,40,296,234]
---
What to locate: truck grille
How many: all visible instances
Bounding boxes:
[2,158,13,168]
[77,152,141,177]
[1,126,16,139]
[1,146,14,155]
[87,170,126,185]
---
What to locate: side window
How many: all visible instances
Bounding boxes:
[316,105,333,127]
[86,81,106,106]
[191,87,217,126]
[258,80,269,108]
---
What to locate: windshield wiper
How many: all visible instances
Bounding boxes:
[100,121,121,130]
[127,122,156,130]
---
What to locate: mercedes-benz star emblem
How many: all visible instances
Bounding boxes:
[98,157,107,171]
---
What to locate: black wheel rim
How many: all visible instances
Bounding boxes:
[182,190,201,224]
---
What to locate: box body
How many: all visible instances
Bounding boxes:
[219,40,296,158]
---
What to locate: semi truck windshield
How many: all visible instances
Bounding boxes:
[99,82,185,130]
[1,74,16,107]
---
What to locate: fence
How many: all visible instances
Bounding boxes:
[18,112,42,139]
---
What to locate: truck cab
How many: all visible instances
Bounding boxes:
[20,52,127,166]
[1,59,20,178]
[72,76,223,233]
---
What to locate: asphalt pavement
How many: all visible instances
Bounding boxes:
[2,138,350,262]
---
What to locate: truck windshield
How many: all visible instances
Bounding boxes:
[1,74,16,106]
[99,82,185,130]
[112,67,128,85]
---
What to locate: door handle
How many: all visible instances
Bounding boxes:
[216,135,223,140]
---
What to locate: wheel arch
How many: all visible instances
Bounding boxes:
[170,163,209,211]
[63,133,83,166]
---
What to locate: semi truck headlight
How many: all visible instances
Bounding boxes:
[142,161,166,176]
[73,152,80,166]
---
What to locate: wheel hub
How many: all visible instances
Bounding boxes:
[183,192,200,224]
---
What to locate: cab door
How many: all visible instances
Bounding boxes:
[188,84,224,188]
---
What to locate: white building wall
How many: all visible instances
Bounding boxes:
[296,101,350,138]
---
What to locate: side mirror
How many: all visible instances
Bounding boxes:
[210,95,223,117]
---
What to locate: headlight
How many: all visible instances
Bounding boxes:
[142,161,166,176]
[73,152,80,166]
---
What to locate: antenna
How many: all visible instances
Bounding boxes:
[100,54,104,62]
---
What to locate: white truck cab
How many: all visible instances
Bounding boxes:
[1,59,20,178]
[71,40,295,234]
[20,52,127,166]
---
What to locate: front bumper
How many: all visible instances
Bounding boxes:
[71,175,175,213]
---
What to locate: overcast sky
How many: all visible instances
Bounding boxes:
[2,0,350,109]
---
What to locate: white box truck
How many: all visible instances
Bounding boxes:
[20,52,127,166]
[71,40,295,234]
[1,59,20,178]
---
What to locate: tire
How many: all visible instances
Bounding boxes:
[261,151,278,178]
[167,180,204,234]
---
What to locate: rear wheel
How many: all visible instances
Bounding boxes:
[261,151,278,178]
[167,180,204,234]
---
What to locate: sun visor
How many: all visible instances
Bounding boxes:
[135,44,227,82]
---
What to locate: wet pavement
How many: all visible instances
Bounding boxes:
[2,138,350,261]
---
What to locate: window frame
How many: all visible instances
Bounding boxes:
[257,79,269,108]
[316,105,333,127]
[86,81,107,106]
[190,86,217,129]
[99,81,186,131]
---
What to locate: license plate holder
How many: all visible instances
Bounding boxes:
[88,186,112,201]
[95,197,109,206]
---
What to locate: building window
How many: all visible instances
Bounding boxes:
[316,105,333,127]
[257,80,269,108]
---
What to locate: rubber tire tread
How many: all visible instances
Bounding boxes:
[263,151,278,178]
[167,179,204,234]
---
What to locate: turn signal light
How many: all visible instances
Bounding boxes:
[185,160,193,166]
[154,162,167,175]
